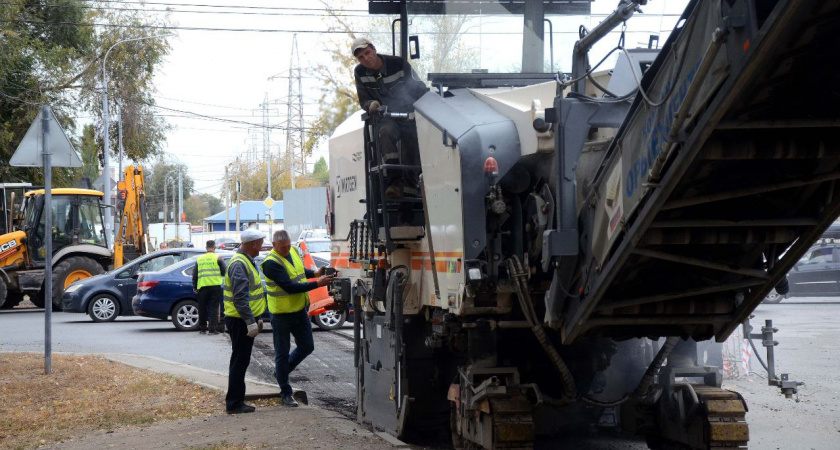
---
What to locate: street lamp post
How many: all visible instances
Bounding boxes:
[102,33,174,247]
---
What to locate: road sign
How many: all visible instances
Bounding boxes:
[264,197,275,208]
[10,106,82,168]
[10,105,76,375]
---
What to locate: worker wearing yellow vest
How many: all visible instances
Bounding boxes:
[191,240,226,334]
[223,229,267,414]
[262,230,335,407]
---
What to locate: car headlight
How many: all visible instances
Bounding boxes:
[64,283,84,294]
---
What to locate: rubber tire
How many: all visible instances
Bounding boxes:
[172,300,200,331]
[763,288,784,304]
[0,277,7,309]
[313,309,346,330]
[87,294,120,322]
[45,256,105,311]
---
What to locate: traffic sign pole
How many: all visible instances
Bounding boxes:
[42,106,53,375]
[9,105,82,376]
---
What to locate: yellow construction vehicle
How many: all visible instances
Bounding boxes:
[114,165,150,267]
[0,165,149,310]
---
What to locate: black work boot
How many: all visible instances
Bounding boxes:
[281,394,299,407]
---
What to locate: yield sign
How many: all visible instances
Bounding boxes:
[10,106,82,168]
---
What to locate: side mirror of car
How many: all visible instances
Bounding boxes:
[131,273,140,280]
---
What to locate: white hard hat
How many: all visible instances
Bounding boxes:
[240,229,265,244]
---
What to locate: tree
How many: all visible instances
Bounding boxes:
[76,124,100,187]
[184,193,223,224]
[0,1,173,186]
[303,1,385,156]
[144,161,195,223]
[312,157,329,184]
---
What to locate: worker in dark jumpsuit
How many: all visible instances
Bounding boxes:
[222,229,267,414]
[353,37,428,198]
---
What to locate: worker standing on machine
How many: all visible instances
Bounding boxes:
[352,37,428,198]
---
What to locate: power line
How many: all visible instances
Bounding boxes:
[90,1,366,13]
[155,94,255,111]
[126,98,315,131]
[0,18,372,33]
[0,18,676,35]
[0,2,371,18]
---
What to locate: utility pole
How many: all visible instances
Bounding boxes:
[225,165,230,232]
[118,104,124,181]
[163,178,168,223]
[261,93,272,199]
[235,158,241,232]
[284,33,304,189]
[178,169,183,223]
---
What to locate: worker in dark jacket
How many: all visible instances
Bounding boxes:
[192,240,226,334]
[262,230,334,407]
[222,229,267,414]
[353,37,428,198]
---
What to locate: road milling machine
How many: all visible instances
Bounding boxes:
[0,165,149,310]
[328,0,837,448]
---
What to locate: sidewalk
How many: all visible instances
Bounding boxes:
[46,353,405,449]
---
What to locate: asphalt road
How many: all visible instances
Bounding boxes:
[2,297,838,449]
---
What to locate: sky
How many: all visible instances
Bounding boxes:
[126,0,690,198]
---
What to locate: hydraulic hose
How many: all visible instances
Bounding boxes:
[507,257,578,399]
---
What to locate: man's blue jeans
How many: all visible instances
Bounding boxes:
[270,308,314,396]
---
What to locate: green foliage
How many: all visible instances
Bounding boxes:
[303,1,382,155]
[184,193,223,224]
[228,156,324,203]
[77,124,100,186]
[0,1,173,186]
[312,157,329,184]
[144,161,195,223]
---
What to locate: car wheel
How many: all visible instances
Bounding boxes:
[172,300,200,331]
[87,294,120,322]
[763,289,784,304]
[313,309,346,330]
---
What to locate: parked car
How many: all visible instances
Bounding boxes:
[132,252,240,331]
[61,248,206,322]
[296,238,331,261]
[132,253,349,331]
[215,237,240,250]
[783,242,840,298]
[299,228,329,241]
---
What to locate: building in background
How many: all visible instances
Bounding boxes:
[202,201,284,232]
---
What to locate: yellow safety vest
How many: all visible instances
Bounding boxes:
[223,253,267,319]
[196,252,223,289]
[262,248,308,314]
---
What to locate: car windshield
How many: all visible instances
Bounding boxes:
[306,241,331,253]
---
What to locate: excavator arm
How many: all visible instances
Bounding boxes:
[114,165,149,268]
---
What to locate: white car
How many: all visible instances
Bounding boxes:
[297,237,331,262]
[299,228,329,241]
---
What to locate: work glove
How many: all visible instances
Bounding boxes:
[368,100,381,116]
[246,321,259,338]
[257,319,264,332]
